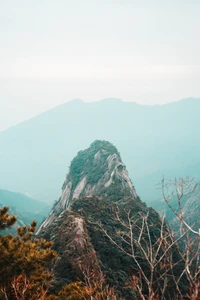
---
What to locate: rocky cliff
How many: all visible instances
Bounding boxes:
[38,140,137,233]
[38,141,181,299]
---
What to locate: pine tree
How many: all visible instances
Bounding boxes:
[0,207,57,300]
[0,206,17,230]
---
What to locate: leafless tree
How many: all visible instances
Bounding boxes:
[78,253,118,300]
[96,210,181,299]
[161,177,200,299]
[95,177,200,299]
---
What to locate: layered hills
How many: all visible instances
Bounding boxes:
[0,98,200,205]
[0,189,51,234]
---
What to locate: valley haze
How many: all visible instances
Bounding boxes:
[0,97,199,206]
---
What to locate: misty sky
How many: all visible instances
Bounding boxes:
[0,0,200,131]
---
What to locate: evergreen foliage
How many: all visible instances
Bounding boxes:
[68,140,121,189]
[41,194,182,299]
[0,206,17,230]
[0,207,57,300]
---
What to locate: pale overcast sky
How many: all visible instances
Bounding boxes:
[0,0,200,130]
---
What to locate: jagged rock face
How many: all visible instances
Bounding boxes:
[38,140,137,233]
[39,141,182,299]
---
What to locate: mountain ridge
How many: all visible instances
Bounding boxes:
[0,97,198,134]
[0,97,200,202]
[38,140,137,233]
[0,189,52,234]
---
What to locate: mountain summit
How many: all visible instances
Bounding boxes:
[38,141,181,298]
[38,140,137,232]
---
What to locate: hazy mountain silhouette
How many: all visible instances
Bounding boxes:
[0,98,199,203]
[0,189,51,234]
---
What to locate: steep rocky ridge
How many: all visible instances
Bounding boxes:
[38,140,137,233]
[39,141,182,299]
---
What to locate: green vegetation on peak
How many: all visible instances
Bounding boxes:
[90,140,121,157]
[68,140,121,189]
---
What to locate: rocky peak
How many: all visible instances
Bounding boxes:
[37,141,180,298]
[38,140,137,233]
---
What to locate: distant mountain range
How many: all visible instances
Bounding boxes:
[0,189,51,234]
[0,97,199,204]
